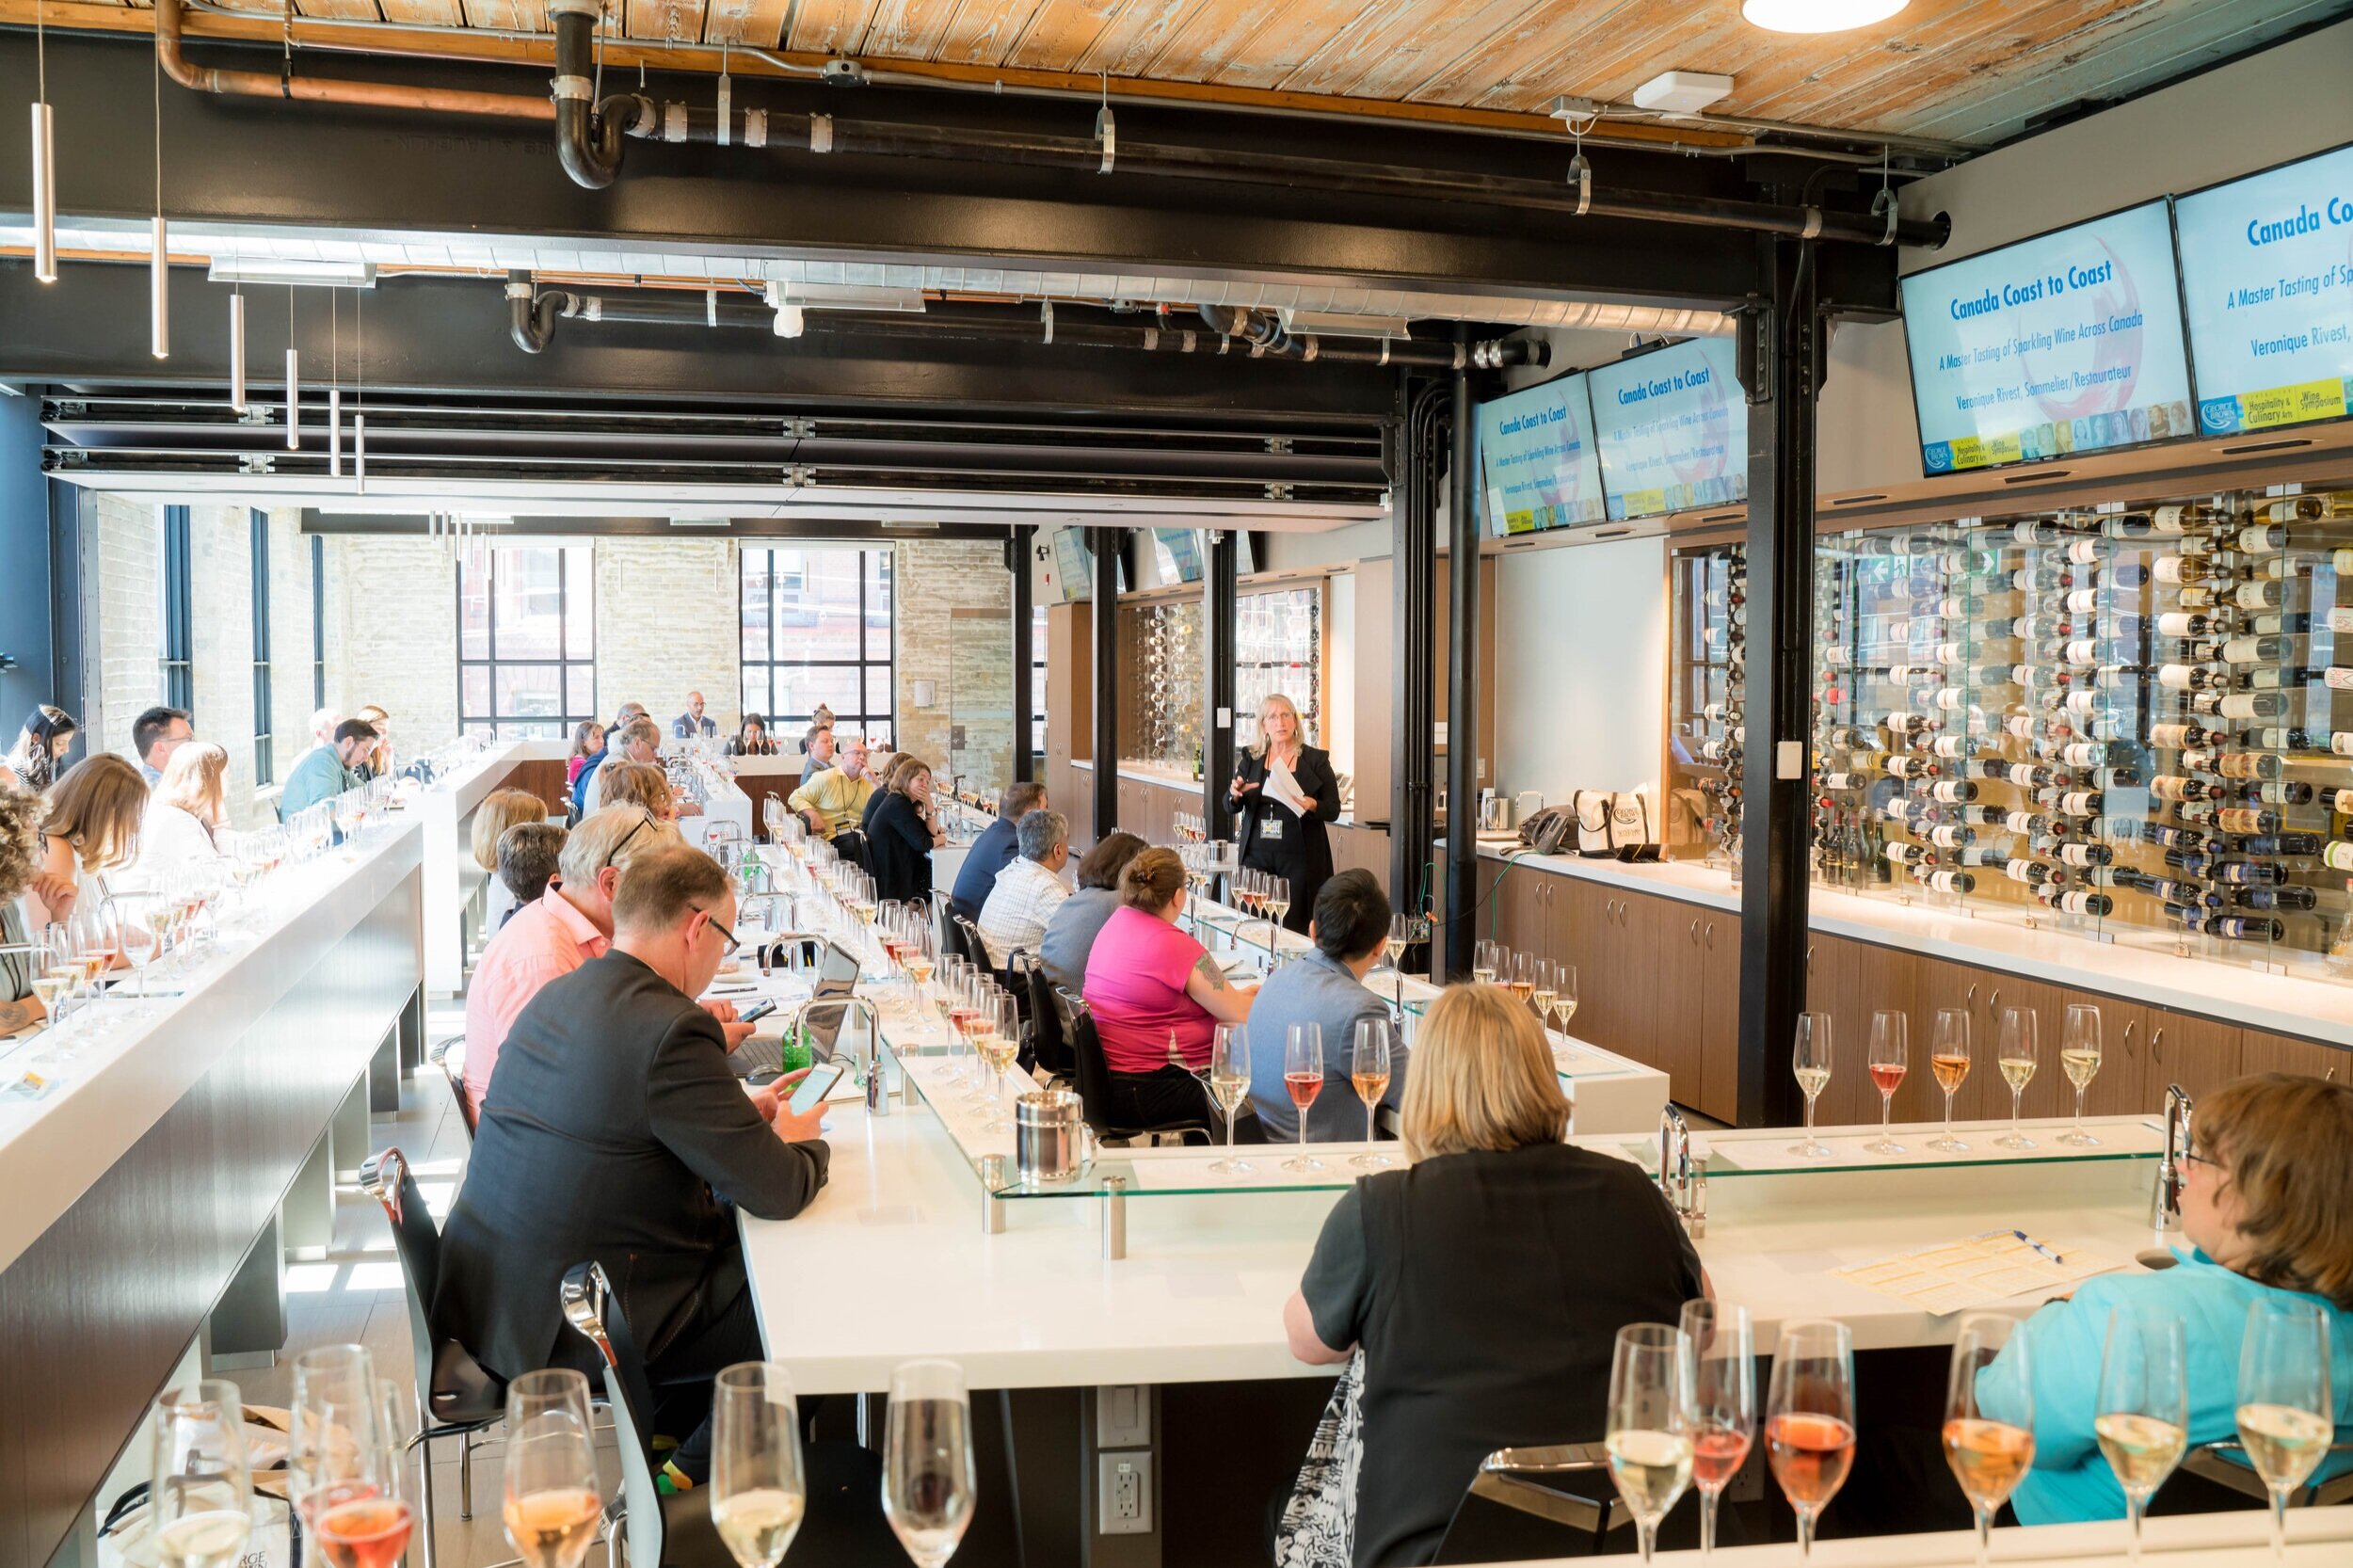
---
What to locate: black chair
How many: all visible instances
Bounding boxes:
[428,1036,477,1142]
[1431,1444,1630,1562]
[1012,952,1069,1079]
[560,1261,897,1568]
[952,914,991,976]
[1064,997,1209,1146]
[358,1149,506,1568]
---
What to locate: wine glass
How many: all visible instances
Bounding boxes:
[30,924,74,1038]
[302,1382,410,1568]
[1680,1300,1755,1558]
[2095,1305,2189,1565]
[978,995,1021,1133]
[500,1368,603,1568]
[1866,1011,1908,1157]
[1787,1012,1833,1159]
[1604,1323,1696,1563]
[882,1360,975,1568]
[1994,1007,2039,1150]
[1765,1319,1856,1560]
[1350,1016,1397,1170]
[288,1344,380,1527]
[1529,958,1560,1031]
[2236,1296,2334,1560]
[1552,965,1580,1035]
[1268,875,1291,932]
[1472,937,1499,986]
[2057,1003,2102,1146]
[149,1380,254,1568]
[1282,1022,1325,1173]
[711,1363,808,1568]
[1943,1314,2033,1568]
[1928,1007,1972,1153]
[1206,1023,1254,1176]
[1508,950,1537,1006]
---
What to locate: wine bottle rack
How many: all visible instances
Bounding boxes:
[1668,545,1746,867]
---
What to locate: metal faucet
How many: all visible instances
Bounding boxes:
[1657,1106,1706,1237]
[2151,1083,2192,1233]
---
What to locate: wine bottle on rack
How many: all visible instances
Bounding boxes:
[2235,665,2319,691]
[2057,790,2105,818]
[2215,806,2282,836]
[2004,858,2057,886]
[2208,858,2287,887]
[2153,555,2224,585]
[1961,803,2010,825]
[2057,841,2114,868]
[2233,886,2318,912]
[2151,877,2225,907]
[2211,915,2289,941]
[1931,735,1978,760]
[2155,611,2220,639]
[2219,634,2308,664]
[2133,820,2209,853]
[2065,536,2112,563]
[2205,691,2297,720]
[2153,776,2220,804]
[2157,663,2227,692]
[2233,779,2315,807]
[2238,610,2316,636]
[2236,520,2353,554]
[2004,809,2049,836]
[1883,712,1935,735]
[2058,741,2113,768]
[1929,778,1978,803]
[2319,786,2353,815]
[2150,721,2225,751]
[2052,889,2116,916]
[1884,842,1939,867]
[1927,824,1974,849]
[2213,750,2284,780]
[2232,580,2290,611]
[2325,841,2353,872]
[2010,519,2064,544]
[2229,831,2322,857]
[2244,728,2351,754]
[1923,869,1976,894]
[1887,755,1940,779]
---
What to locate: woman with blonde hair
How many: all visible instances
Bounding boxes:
[1281,984,1705,1567]
[595,760,679,823]
[472,788,551,930]
[354,704,394,780]
[0,777,50,1034]
[31,753,149,925]
[1228,692,1340,936]
[136,741,231,873]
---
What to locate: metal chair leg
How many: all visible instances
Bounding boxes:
[606,1505,628,1568]
[414,1429,440,1568]
[459,1432,476,1520]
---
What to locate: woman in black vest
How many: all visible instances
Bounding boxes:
[1228,693,1340,936]
[866,756,945,906]
[1283,984,1707,1567]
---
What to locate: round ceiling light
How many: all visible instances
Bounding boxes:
[1740,0,1909,33]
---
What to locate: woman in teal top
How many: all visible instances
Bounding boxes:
[1977,1072,2353,1524]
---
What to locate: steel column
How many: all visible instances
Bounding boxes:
[1009,525,1036,784]
[1734,232,1824,1128]
[1203,529,1238,841]
[1442,341,1481,983]
[1092,531,1121,844]
[0,397,58,728]
[1390,385,1441,929]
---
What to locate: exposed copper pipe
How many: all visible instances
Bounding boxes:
[152,0,552,122]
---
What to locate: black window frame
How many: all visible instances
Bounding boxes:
[456,543,598,741]
[161,504,193,712]
[311,533,327,710]
[250,509,274,786]
[738,545,896,745]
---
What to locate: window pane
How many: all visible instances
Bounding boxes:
[494,547,564,659]
[769,550,863,663]
[865,551,893,660]
[567,664,596,721]
[494,663,564,721]
[459,564,490,660]
[565,545,596,657]
[741,668,768,722]
[460,664,491,719]
[741,550,771,663]
[772,666,863,725]
[866,664,893,718]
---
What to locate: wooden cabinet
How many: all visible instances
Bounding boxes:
[1696,910,1740,1124]
[2233,1028,2341,1084]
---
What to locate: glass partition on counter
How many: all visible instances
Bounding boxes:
[1668,481,2353,979]
[1668,544,1745,868]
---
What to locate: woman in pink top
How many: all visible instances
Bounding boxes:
[1082,847,1254,1133]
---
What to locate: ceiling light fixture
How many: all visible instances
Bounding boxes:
[206,258,378,290]
[763,280,927,312]
[150,40,165,360]
[1282,310,1414,339]
[1629,72,1734,116]
[29,0,55,282]
[773,303,806,339]
[1739,0,1908,33]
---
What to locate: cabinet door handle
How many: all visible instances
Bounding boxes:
[2152,1028,2165,1064]
[1705,921,1716,950]
[1966,983,1977,1010]
[1806,944,1815,973]
[1987,988,2001,1018]
[2122,1020,2137,1057]
[1689,919,1701,946]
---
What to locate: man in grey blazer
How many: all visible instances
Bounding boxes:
[435,843,829,1483]
[1243,870,1404,1144]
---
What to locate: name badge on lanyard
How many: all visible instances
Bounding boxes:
[1262,816,1284,842]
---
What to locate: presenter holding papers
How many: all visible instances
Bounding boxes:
[1229,693,1341,937]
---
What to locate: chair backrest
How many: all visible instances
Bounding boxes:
[433,1037,478,1140]
[560,1261,668,1565]
[1015,952,1068,1076]
[1432,1444,1627,1563]
[359,1148,444,1416]
[952,915,990,975]
[1065,998,1119,1135]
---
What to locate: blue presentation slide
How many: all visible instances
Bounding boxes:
[1901,200,2195,475]
[1589,339,1748,521]
[2176,142,2353,437]
[1476,373,1609,535]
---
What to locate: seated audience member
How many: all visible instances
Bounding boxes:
[1040,831,1145,999]
[866,757,946,906]
[798,705,836,758]
[1082,847,1253,1130]
[1977,1071,2353,1525]
[472,788,552,931]
[788,735,873,842]
[0,779,51,1035]
[6,704,78,792]
[136,741,232,873]
[572,705,648,819]
[461,806,682,1110]
[951,781,1046,923]
[568,721,606,792]
[673,690,719,741]
[1245,870,1401,1144]
[435,843,830,1487]
[1284,984,1706,1568]
[978,809,1070,968]
[496,823,567,925]
[280,719,376,819]
[597,760,691,824]
[860,754,910,836]
[133,704,196,787]
[355,705,395,780]
[729,714,777,757]
[795,724,838,793]
[584,718,703,819]
[32,754,149,925]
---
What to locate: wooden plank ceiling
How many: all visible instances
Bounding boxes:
[107,0,2353,145]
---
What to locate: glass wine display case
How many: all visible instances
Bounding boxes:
[1117,583,1325,771]
[1668,544,1746,867]
[1669,484,2353,978]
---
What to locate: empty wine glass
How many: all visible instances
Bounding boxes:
[1680,1300,1754,1558]
[1943,1314,2032,1568]
[882,1360,975,1568]
[1282,1022,1324,1173]
[501,1368,602,1568]
[1787,1011,1833,1159]
[148,1381,254,1568]
[1766,1320,1856,1560]
[2057,1003,2102,1146]
[2236,1296,2333,1561]
[1866,1011,1908,1157]
[1928,1007,1972,1153]
[2096,1306,2188,1565]
[711,1363,807,1568]
[1206,1023,1254,1177]
[1604,1323,1696,1563]
[1350,1016,1398,1170]
[1994,1007,2039,1150]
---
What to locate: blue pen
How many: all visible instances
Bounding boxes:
[2011,1230,2067,1266]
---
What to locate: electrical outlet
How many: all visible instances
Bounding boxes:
[1096,1452,1151,1536]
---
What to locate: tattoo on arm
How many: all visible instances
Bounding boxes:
[1193,954,1229,990]
[0,998,39,1036]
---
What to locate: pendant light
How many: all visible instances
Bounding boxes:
[351,286,366,494]
[285,288,300,450]
[328,289,343,477]
[150,37,167,360]
[230,287,247,412]
[30,0,56,283]
[1740,0,1908,32]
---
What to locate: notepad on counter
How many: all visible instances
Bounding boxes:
[1833,1229,2121,1316]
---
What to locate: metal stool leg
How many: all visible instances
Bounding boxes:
[459,1432,476,1520]
[413,1431,440,1568]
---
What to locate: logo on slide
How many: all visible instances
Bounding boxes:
[1923,442,1954,473]
[2200,397,2241,435]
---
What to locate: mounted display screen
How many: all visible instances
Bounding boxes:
[1899,200,2195,476]
[2176,140,2353,438]
[1589,339,1748,520]
[1153,527,1205,583]
[1475,372,1608,535]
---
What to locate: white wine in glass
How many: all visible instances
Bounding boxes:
[1206,1024,1254,1176]
[1787,1012,1833,1159]
[2057,1003,2102,1146]
[1994,1007,2039,1151]
[501,1368,604,1568]
[149,1381,254,1568]
[1604,1323,1695,1563]
[2095,1306,2188,1565]
[711,1363,808,1568]
[2235,1296,2334,1560]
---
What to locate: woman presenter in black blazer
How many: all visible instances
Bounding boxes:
[1228,693,1341,936]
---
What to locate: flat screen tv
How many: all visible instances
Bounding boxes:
[1589,339,1748,520]
[1475,372,1608,535]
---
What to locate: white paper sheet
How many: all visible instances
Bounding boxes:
[1833,1230,2122,1316]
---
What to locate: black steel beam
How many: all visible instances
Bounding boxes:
[1203,528,1238,840]
[1390,381,1440,930]
[1735,232,1824,1128]
[1442,339,1481,983]
[298,512,1019,540]
[0,396,57,727]
[1009,524,1035,784]
[1091,531,1122,845]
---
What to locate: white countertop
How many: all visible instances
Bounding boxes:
[1643,1506,2351,1568]
[1471,843,2353,1049]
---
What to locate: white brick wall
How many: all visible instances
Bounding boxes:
[891,539,1016,794]
[88,494,162,760]
[326,536,460,750]
[593,538,737,729]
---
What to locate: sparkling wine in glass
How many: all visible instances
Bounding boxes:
[1928,1007,1972,1153]
[1350,1016,1398,1170]
[1866,1010,1908,1156]
[1530,957,1560,1029]
[2236,1296,2334,1560]
[1282,1022,1325,1173]
[2057,1003,2103,1146]
[288,1344,381,1529]
[1679,1299,1755,1558]
[501,1368,603,1568]
[1552,965,1579,1035]
[149,1381,254,1568]
[1766,1319,1856,1559]
[1605,1323,1696,1563]
[2095,1306,2189,1565]
[1994,1007,2039,1150]
[1787,1012,1833,1159]
[312,1381,412,1568]
[1943,1314,2033,1568]
[1508,951,1537,1006]
[712,1363,807,1568]
[1206,1023,1254,1176]
[1472,937,1499,987]
[882,1360,975,1568]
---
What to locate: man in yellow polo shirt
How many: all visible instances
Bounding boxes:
[788,735,874,840]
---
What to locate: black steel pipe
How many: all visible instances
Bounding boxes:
[551,1,650,190]
[1091,533,1121,846]
[1442,331,1481,983]
[1009,524,1036,784]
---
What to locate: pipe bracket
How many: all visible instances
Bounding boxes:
[744,108,767,147]
[1096,105,1115,173]
[810,113,834,153]
[664,101,689,142]
[1568,152,1592,217]
[504,280,535,300]
[551,73,594,103]
[1801,205,1824,240]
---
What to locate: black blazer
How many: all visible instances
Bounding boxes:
[434,951,830,1380]
[1230,745,1340,871]
[866,791,936,905]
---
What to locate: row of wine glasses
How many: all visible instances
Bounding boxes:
[1471,939,1579,1034]
[1787,1002,2108,1159]
[1200,1017,1401,1178]
[1231,869,1292,932]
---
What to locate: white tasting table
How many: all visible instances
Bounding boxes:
[1642,1505,2353,1567]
